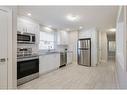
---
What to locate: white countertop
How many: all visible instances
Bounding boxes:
[39,51,73,56]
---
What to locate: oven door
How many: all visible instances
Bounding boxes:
[17,57,39,79]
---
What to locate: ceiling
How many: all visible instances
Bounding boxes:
[18,6,119,31]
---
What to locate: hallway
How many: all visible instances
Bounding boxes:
[18,59,118,89]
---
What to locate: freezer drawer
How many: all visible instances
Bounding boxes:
[78,49,91,66]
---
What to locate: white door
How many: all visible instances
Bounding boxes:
[0,9,9,89]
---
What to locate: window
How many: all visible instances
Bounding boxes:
[39,31,55,50]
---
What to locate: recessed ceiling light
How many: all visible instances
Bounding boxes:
[66,14,80,21]
[27,13,32,16]
[79,26,83,29]
[44,27,52,32]
[108,28,116,32]
[48,25,52,28]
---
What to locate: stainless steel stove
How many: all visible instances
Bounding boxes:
[17,48,39,86]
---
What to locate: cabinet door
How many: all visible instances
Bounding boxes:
[39,54,60,75]
[26,23,35,34]
[0,9,8,89]
[56,31,61,44]
[67,53,73,64]
[17,20,23,32]
[31,24,36,34]
[17,18,36,33]
[33,24,38,34]
[63,31,68,45]
[26,23,32,33]
[22,22,27,33]
[57,31,68,45]
[53,54,60,68]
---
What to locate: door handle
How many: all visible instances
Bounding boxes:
[0,58,6,62]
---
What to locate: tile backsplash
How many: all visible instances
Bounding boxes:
[56,44,68,52]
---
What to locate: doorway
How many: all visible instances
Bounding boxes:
[0,7,15,89]
[107,32,116,61]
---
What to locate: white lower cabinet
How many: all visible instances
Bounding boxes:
[67,52,73,64]
[39,53,60,75]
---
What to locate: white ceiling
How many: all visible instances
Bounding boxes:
[18,6,119,31]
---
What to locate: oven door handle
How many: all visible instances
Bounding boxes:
[17,56,39,62]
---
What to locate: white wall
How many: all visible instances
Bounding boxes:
[3,7,17,89]
[68,31,78,63]
[79,28,99,66]
[99,31,108,63]
[11,7,17,89]
[116,6,127,88]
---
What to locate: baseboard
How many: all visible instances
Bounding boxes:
[114,63,120,89]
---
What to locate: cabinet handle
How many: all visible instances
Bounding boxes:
[0,58,6,62]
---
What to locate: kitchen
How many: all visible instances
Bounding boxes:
[1,6,126,89]
[17,8,74,85]
[16,6,117,88]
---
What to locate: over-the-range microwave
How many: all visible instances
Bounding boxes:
[17,31,36,44]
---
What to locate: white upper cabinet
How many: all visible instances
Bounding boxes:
[17,19,24,33]
[17,17,39,34]
[57,30,68,45]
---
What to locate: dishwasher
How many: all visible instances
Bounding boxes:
[60,52,67,67]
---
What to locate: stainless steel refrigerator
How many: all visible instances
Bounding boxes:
[77,38,91,66]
